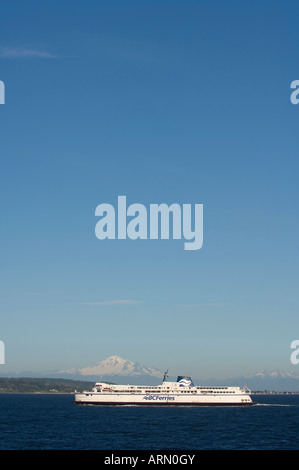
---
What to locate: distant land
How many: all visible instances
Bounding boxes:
[1,355,299,392]
[0,377,94,394]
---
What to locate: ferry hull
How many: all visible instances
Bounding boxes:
[74,393,253,406]
[74,374,253,406]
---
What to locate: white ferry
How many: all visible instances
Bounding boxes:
[74,372,253,406]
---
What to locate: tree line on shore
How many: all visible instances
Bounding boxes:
[0,377,94,393]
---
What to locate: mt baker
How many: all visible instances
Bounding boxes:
[57,355,299,391]
[59,356,163,385]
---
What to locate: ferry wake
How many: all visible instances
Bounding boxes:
[74,372,253,406]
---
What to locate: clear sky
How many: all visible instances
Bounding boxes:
[1,0,299,379]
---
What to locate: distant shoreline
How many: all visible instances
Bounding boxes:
[1,376,299,395]
[0,377,93,394]
[0,391,74,394]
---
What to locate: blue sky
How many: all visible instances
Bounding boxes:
[1,0,299,379]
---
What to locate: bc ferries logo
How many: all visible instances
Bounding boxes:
[177,376,194,387]
[143,395,175,401]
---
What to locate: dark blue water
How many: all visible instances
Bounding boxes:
[0,394,298,450]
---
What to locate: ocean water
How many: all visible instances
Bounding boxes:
[0,393,298,450]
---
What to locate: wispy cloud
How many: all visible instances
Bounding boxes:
[98,35,160,66]
[0,46,58,59]
[80,300,143,306]
[180,303,237,307]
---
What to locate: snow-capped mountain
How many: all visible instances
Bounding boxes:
[242,369,299,391]
[202,369,299,392]
[2,357,299,391]
[57,360,299,389]
[252,369,299,380]
[59,355,163,384]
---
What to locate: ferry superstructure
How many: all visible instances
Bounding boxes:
[74,373,253,406]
